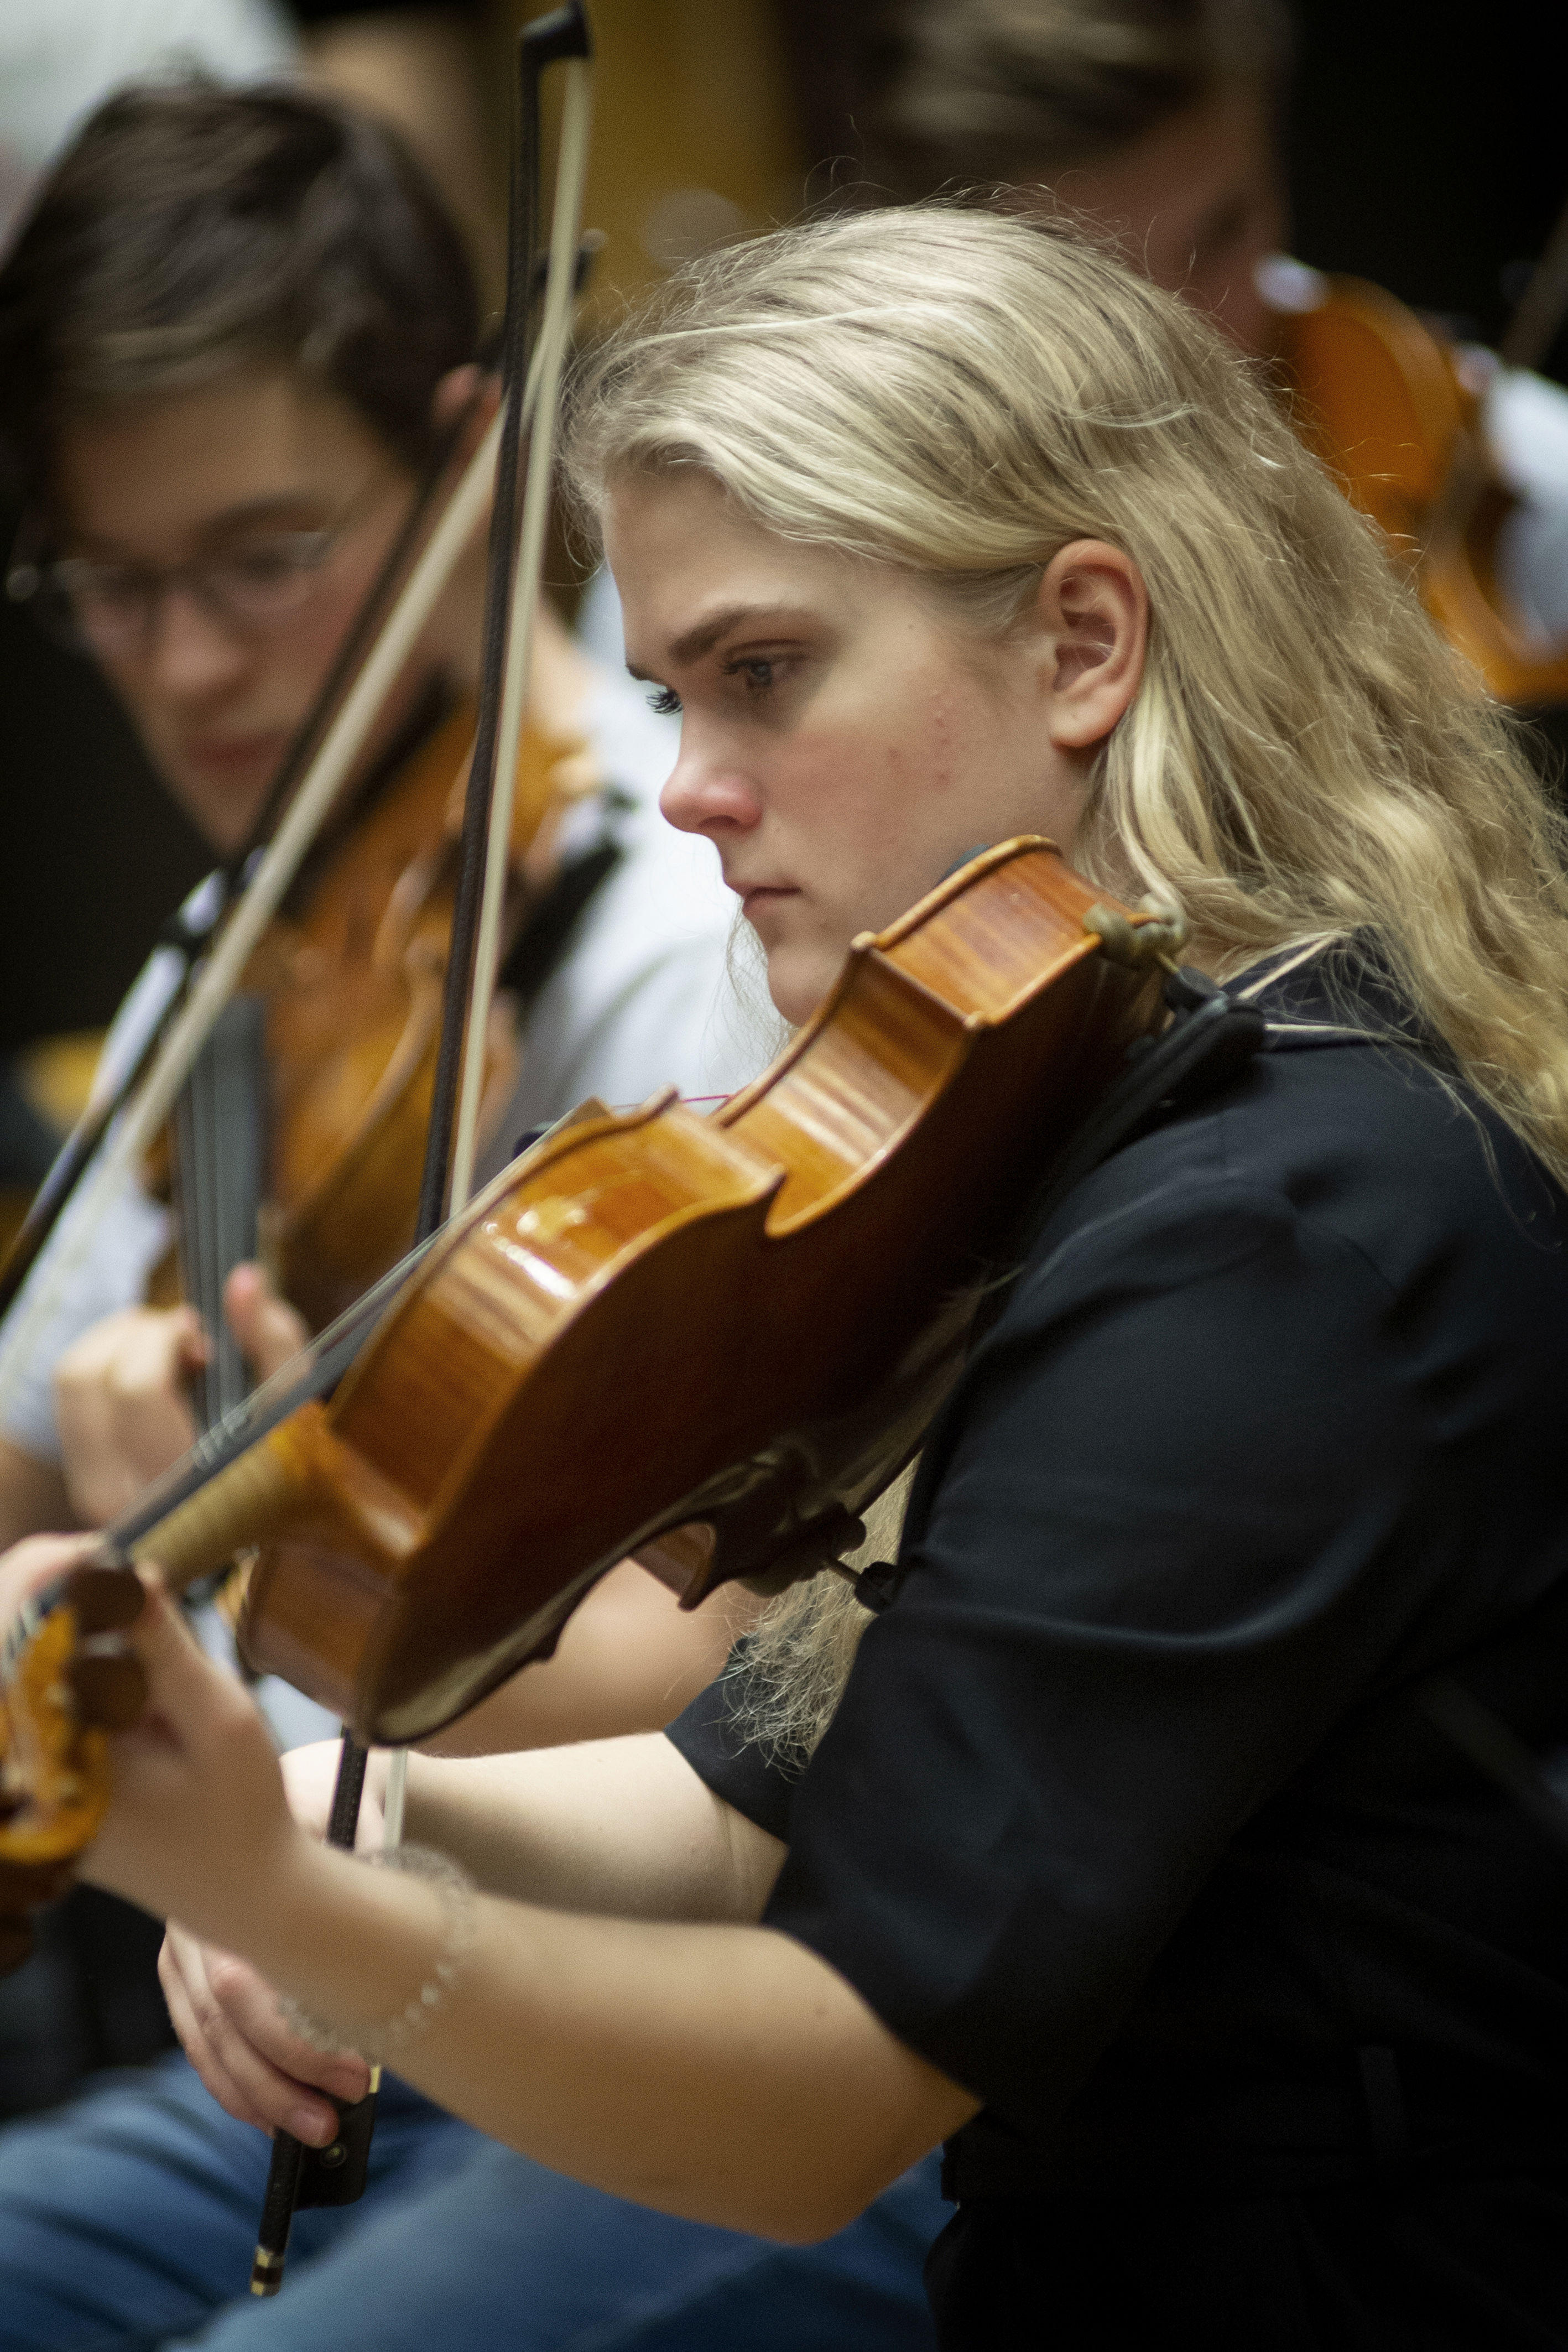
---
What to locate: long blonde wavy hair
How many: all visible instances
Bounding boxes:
[564,205,1568,1756]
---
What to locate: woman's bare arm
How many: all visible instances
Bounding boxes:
[418,1562,756,1757]
[265,1843,974,2240]
[400,1726,784,1921]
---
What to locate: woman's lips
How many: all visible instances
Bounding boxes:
[737,883,798,923]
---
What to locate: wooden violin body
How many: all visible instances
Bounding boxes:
[154,703,585,1339]
[1283,275,1568,707]
[126,839,1164,1746]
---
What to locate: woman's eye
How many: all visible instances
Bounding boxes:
[723,657,778,693]
[647,686,681,716]
[229,549,295,584]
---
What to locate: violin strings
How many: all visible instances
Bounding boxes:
[171,996,267,1437]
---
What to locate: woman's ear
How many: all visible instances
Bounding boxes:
[430,363,500,451]
[1034,539,1148,753]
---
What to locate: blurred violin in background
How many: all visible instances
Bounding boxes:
[155,683,591,1399]
[1268,194,1568,709]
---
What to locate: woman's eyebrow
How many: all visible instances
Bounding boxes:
[627,603,815,679]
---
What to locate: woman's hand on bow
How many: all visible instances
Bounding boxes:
[75,1575,311,1975]
[159,1920,371,2145]
[154,1739,384,2143]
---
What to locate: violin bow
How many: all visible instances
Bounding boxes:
[248,0,595,2298]
[446,45,593,1213]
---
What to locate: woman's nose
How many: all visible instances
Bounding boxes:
[659,753,762,839]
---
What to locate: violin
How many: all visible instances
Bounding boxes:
[163,691,589,1347]
[1,387,595,1464]
[1279,273,1568,707]
[1,837,1168,1868]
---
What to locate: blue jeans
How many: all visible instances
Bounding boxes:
[0,2052,945,2350]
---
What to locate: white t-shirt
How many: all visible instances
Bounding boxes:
[1486,365,1568,651]
[1256,257,1568,655]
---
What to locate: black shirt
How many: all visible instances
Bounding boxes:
[668,956,1568,2339]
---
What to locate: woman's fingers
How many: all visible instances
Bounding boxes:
[171,1921,371,2100]
[160,1937,346,2144]
[278,1738,384,1848]
[159,1926,369,2142]
[0,1530,100,1628]
[82,1579,303,1951]
[223,1263,310,1384]
[54,1305,204,1526]
[158,1934,275,2134]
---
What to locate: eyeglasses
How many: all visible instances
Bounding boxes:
[6,485,390,659]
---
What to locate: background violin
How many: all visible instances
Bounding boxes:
[1282,272,1568,710]
[159,686,590,1373]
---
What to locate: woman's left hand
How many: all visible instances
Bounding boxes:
[3,1534,296,1944]
[74,1568,311,1953]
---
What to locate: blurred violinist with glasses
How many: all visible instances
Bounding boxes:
[9,481,396,663]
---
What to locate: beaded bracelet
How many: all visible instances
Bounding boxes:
[278,1844,478,2063]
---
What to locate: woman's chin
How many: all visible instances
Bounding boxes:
[765,949,839,1029]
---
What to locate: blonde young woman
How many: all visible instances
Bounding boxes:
[6,208,1568,2348]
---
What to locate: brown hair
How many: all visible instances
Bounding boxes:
[0,80,480,503]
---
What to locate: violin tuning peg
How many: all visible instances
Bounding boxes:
[62,1564,146,1635]
[1082,898,1188,968]
[66,1644,148,1731]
